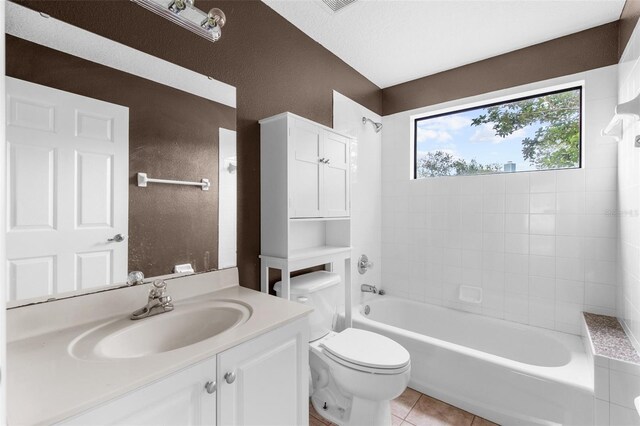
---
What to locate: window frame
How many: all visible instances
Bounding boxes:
[412,85,584,179]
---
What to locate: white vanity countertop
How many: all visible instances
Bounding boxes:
[8,282,312,425]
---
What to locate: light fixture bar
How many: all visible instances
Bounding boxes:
[131,0,223,42]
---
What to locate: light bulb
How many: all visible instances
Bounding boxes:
[172,0,187,12]
[207,7,226,28]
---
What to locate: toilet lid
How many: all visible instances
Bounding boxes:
[320,328,410,370]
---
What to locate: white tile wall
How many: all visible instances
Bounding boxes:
[618,15,640,355]
[333,91,382,311]
[381,66,619,335]
[592,355,640,426]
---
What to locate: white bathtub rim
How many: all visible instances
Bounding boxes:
[352,297,594,394]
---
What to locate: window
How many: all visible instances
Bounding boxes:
[413,86,582,178]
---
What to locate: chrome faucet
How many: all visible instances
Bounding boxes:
[361,284,385,296]
[361,284,378,294]
[130,279,174,320]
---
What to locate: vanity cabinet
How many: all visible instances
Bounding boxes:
[58,358,217,426]
[56,317,308,426]
[260,112,352,219]
[217,317,309,425]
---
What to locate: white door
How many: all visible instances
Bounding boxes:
[217,318,309,426]
[290,118,323,218]
[58,357,216,425]
[5,77,129,302]
[322,130,350,217]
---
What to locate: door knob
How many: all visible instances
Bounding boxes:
[108,234,126,242]
[224,371,236,384]
[204,381,216,394]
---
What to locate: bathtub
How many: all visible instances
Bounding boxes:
[351,297,594,426]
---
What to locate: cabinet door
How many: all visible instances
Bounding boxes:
[58,358,217,426]
[217,318,309,426]
[289,118,323,218]
[322,130,350,217]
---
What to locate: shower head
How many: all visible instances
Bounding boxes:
[362,116,383,133]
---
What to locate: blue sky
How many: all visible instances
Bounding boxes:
[416,107,540,173]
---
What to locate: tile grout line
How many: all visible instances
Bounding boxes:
[403,394,421,420]
[404,395,421,420]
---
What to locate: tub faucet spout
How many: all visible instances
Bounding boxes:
[361,284,378,294]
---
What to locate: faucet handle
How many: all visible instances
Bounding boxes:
[127,271,145,286]
[358,254,374,274]
[149,279,168,298]
[152,279,167,289]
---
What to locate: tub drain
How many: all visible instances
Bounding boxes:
[364,305,370,315]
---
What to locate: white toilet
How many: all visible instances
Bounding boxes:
[275,271,410,426]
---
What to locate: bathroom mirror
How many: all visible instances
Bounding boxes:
[5,3,237,307]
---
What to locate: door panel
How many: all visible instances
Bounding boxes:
[75,251,112,290]
[75,151,113,228]
[8,142,56,230]
[5,77,129,302]
[8,256,55,301]
[290,118,322,217]
[322,131,350,217]
[324,167,349,216]
[8,95,55,132]
[75,110,114,141]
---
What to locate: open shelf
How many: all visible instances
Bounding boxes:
[287,245,351,261]
[289,216,350,222]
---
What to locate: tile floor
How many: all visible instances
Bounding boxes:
[309,387,499,426]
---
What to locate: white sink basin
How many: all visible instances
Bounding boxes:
[70,300,252,360]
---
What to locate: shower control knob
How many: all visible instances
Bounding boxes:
[358,254,374,274]
[224,371,236,384]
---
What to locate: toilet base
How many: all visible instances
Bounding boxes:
[347,397,392,426]
[311,392,392,426]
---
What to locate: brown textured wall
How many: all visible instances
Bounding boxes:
[6,35,236,278]
[620,0,640,58]
[14,0,382,291]
[382,22,620,116]
[13,0,634,291]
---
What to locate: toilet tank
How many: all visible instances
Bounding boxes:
[274,271,341,341]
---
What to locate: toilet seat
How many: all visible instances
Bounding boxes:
[320,328,410,374]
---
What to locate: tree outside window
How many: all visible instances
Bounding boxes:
[414,87,582,178]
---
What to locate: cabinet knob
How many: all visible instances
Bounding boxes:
[204,380,216,394]
[324,159,331,164]
[318,157,325,163]
[224,371,236,384]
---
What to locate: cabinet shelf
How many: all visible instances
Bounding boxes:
[260,245,351,262]
[289,217,350,222]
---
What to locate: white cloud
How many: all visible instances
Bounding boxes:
[416,127,452,143]
[470,123,526,144]
[422,115,471,131]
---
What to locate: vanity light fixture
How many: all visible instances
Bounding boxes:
[131,0,226,42]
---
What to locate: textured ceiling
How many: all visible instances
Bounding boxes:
[263,0,626,88]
